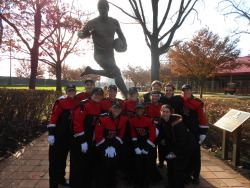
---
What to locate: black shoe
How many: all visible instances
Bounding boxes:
[58,180,70,187]
[80,66,93,77]
[192,177,200,185]
[184,174,192,185]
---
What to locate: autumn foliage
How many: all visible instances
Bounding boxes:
[168,27,241,98]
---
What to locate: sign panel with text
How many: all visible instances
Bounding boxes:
[214,109,250,132]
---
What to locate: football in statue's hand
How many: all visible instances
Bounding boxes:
[113,38,127,52]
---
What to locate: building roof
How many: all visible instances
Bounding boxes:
[217,56,250,76]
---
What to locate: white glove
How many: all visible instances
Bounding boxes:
[105,147,116,158]
[141,149,148,155]
[156,128,159,137]
[199,135,206,143]
[109,146,116,158]
[135,147,142,155]
[81,142,88,153]
[48,135,55,145]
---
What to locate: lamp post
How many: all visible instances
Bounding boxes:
[8,39,12,86]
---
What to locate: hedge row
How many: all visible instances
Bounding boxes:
[0,89,62,158]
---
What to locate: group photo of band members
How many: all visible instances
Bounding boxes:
[47,79,209,188]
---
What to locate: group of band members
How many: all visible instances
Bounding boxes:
[47,79,208,188]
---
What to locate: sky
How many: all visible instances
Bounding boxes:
[0,0,249,78]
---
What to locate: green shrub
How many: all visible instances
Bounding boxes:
[0,89,62,158]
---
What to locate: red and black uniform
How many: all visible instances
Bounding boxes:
[100,98,124,113]
[95,113,128,187]
[158,115,196,188]
[48,97,78,188]
[181,95,208,179]
[72,99,102,188]
[129,114,156,187]
[76,92,91,101]
[161,95,183,115]
[123,99,138,118]
[145,103,162,121]
[120,99,138,184]
[144,102,163,184]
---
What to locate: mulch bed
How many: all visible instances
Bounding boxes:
[0,121,48,161]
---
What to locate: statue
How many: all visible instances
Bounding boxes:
[78,0,128,98]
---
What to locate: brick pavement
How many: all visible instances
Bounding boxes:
[0,133,249,188]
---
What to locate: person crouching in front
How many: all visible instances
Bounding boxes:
[157,104,196,188]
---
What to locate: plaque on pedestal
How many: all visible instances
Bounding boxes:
[214,109,250,132]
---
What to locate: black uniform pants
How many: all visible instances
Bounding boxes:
[97,149,119,188]
[187,143,201,178]
[134,151,155,187]
[70,141,97,188]
[49,133,70,187]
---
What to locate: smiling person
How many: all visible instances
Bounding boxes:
[180,84,208,185]
[47,84,78,188]
[100,85,124,113]
[158,104,196,188]
[162,82,183,115]
[143,80,165,103]
[72,87,104,188]
[95,100,128,188]
[76,79,95,101]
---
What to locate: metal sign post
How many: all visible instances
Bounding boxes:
[214,109,250,166]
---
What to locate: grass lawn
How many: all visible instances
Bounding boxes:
[0,86,86,92]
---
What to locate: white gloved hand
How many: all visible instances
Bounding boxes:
[108,146,116,158]
[81,142,88,153]
[156,128,159,137]
[135,147,142,155]
[199,135,206,143]
[48,135,55,145]
[141,149,148,155]
[105,147,111,157]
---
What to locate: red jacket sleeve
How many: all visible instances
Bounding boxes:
[49,100,63,126]
[148,119,156,143]
[73,105,87,135]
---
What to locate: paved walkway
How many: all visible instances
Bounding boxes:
[0,133,249,188]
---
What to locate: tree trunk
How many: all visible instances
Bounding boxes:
[56,61,62,92]
[150,43,160,82]
[0,18,3,45]
[199,79,205,98]
[29,48,39,89]
[29,3,42,89]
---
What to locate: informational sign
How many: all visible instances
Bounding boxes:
[214,109,250,132]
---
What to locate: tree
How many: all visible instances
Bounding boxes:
[0,0,58,89]
[39,1,90,91]
[111,0,199,82]
[122,65,150,87]
[159,62,175,83]
[219,0,250,35]
[15,59,45,78]
[168,27,241,98]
